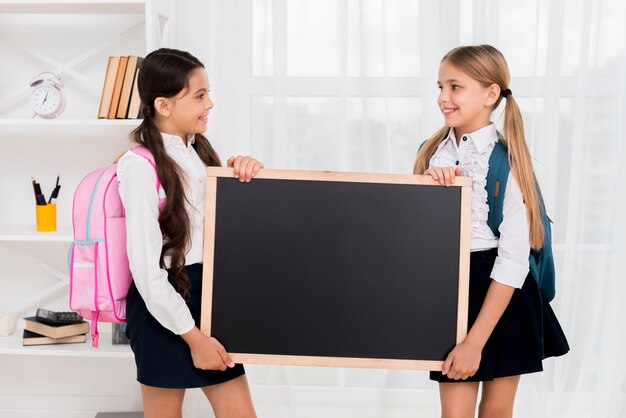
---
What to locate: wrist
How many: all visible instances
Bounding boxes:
[464,332,487,350]
[181,327,203,346]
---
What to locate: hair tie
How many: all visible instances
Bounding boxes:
[501,88,512,98]
[143,105,152,117]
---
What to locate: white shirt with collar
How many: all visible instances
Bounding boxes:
[116,132,209,335]
[429,123,530,289]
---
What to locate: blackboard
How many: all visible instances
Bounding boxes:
[201,168,471,370]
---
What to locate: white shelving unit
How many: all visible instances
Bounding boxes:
[0,323,132,358]
[0,225,74,242]
[0,0,174,360]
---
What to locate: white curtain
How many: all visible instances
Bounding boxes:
[177,1,626,417]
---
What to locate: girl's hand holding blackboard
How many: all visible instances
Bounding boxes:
[182,327,236,371]
[441,339,481,380]
[227,155,264,183]
[424,166,462,187]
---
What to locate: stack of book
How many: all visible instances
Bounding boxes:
[22,316,89,346]
[98,55,144,119]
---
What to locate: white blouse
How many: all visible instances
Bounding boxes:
[429,123,530,289]
[117,132,209,335]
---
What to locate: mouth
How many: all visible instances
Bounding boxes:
[199,114,208,123]
[441,107,458,117]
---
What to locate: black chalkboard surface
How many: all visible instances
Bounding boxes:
[201,168,472,370]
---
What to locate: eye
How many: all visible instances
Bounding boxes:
[437,85,443,91]
[451,85,461,90]
[197,94,204,100]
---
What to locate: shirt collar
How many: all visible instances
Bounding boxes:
[437,123,497,153]
[161,132,196,149]
[468,123,498,153]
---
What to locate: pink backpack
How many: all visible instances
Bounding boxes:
[69,146,160,347]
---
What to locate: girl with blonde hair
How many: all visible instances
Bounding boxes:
[416,44,569,418]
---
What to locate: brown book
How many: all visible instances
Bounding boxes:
[98,56,120,119]
[23,316,89,339]
[127,67,143,119]
[116,56,143,118]
[108,55,129,119]
[22,329,87,346]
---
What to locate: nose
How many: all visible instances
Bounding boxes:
[205,95,214,110]
[438,88,449,105]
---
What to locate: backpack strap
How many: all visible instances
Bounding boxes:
[486,141,510,237]
[485,140,556,303]
[130,145,161,192]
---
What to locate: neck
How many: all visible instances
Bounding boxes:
[453,121,491,145]
[153,118,188,145]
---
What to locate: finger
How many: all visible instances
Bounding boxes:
[425,168,437,182]
[449,167,456,185]
[455,166,462,176]
[431,168,443,185]
[442,355,453,375]
[441,168,450,187]
[252,161,264,177]
[449,362,465,380]
[232,156,241,177]
[446,167,456,185]
[245,159,255,182]
[227,156,235,167]
[212,337,235,368]
[437,168,448,186]
[238,157,250,182]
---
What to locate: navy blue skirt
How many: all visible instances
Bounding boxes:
[431,249,569,382]
[125,263,245,388]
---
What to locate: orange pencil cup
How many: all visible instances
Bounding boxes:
[36,203,57,232]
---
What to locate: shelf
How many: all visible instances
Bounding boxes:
[0,0,146,14]
[0,118,141,127]
[0,325,132,358]
[0,225,73,242]
[0,118,141,142]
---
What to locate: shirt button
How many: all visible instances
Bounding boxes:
[462,136,468,141]
[455,160,459,165]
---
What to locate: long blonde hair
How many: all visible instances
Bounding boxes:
[413,45,544,249]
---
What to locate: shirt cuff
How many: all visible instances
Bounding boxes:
[490,256,529,289]
[177,319,196,336]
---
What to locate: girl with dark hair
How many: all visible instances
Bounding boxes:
[117,48,261,418]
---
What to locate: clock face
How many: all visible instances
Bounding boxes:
[30,85,64,118]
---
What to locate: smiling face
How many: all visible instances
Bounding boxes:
[437,59,499,139]
[155,67,213,140]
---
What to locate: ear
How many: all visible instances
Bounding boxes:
[153,97,171,117]
[484,84,501,108]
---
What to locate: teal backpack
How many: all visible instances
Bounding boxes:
[486,141,556,302]
[419,138,556,302]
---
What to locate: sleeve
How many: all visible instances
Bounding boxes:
[117,151,195,335]
[490,173,531,288]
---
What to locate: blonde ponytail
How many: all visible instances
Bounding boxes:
[501,95,545,249]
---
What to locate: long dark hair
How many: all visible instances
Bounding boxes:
[131,48,221,298]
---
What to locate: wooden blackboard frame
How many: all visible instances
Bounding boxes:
[201,168,472,370]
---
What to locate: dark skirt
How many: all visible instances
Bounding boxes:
[125,263,245,388]
[431,249,569,382]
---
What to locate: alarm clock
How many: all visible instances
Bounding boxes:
[29,72,66,119]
